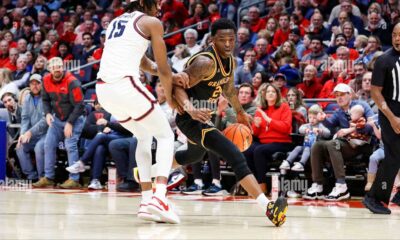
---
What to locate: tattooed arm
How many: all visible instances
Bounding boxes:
[222,72,251,128]
[174,55,215,123]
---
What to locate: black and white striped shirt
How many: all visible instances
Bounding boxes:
[372,48,400,103]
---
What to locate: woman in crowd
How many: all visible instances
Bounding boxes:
[0,68,19,102]
[31,55,49,76]
[31,30,46,54]
[252,71,269,97]
[270,40,299,72]
[287,87,307,121]
[243,83,293,192]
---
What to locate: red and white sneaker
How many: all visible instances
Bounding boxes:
[137,202,161,222]
[147,196,180,224]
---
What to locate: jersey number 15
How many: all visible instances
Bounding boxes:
[108,20,128,39]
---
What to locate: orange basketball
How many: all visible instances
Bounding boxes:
[223,123,253,152]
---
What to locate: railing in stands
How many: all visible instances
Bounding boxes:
[79,20,210,88]
[236,0,294,27]
[236,0,266,27]
[163,20,210,39]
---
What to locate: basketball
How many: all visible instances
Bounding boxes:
[223,123,253,152]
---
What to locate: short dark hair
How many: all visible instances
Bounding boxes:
[82,32,93,40]
[1,92,16,102]
[125,0,158,13]
[239,83,255,98]
[211,18,237,36]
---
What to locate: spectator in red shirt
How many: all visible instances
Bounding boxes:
[50,10,64,37]
[161,0,189,27]
[74,19,99,45]
[297,64,323,99]
[60,21,77,45]
[0,40,10,67]
[271,73,288,98]
[272,13,290,50]
[243,83,292,192]
[3,30,17,49]
[57,41,74,62]
[319,60,348,110]
[247,6,266,33]
[3,48,18,72]
[162,12,183,52]
[290,8,310,36]
[39,40,56,60]
[184,1,210,39]
[89,30,106,71]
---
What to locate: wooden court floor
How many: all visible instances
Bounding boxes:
[1,188,400,239]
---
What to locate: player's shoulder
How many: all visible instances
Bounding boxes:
[138,14,162,26]
[186,52,216,71]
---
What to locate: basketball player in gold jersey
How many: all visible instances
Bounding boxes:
[172,18,288,227]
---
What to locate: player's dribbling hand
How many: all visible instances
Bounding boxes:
[187,108,212,123]
[237,111,252,129]
[172,72,190,88]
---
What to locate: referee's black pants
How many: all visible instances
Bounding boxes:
[368,101,400,204]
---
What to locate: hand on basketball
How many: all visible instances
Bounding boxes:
[390,116,400,134]
[187,108,212,123]
[237,111,251,129]
[172,72,190,88]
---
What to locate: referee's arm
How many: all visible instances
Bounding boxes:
[371,57,400,134]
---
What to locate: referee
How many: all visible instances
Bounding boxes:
[363,23,400,214]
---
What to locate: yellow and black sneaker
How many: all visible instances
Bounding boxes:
[266,196,288,227]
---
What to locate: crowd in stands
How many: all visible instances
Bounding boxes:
[1,0,400,200]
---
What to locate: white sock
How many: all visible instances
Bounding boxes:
[212,179,221,187]
[154,183,167,200]
[150,164,158,178]
[256,193,270,210]
[194,179,204,187]
[141,190,153,203]
[134,138,153,183]
[155,135,174,178]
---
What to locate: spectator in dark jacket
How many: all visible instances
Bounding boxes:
[33,57,85,189]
